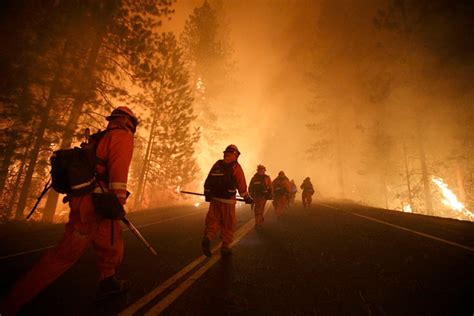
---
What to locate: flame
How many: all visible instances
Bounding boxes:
[194,202,200,207]
[196,77,205,93]
[403,204,412,213]
[431,177,474,220]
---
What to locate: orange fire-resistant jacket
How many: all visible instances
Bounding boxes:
[95,125,134,204]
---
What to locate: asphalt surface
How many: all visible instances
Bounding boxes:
[1,201,473,315]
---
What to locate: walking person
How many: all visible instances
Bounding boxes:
[301,177,315,208]
[249,164,273,230]
[272,171,291,218]
[202,144,253,257]
[1,107,139,315]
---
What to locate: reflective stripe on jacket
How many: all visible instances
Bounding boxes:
[95,127,134,204]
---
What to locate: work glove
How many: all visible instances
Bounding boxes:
[244,195,254,205]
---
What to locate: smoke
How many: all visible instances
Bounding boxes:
[166,0,474,213]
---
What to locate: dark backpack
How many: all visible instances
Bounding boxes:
[249,175,269,198]
[273,177,289,196]
[303,181,315,194]
[204,160,237,199]
[50,130,108,196]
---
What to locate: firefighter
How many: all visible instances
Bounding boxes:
[301,177,315,208]
[272,171,291,217]
[202,144,253,257]
[0,106,138,315]
[249,164,273,230]
[289,179,297,207]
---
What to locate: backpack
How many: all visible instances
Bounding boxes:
[249,174,269,198]
[204,160,237,199]
[50,130,108,196]
[273,177,288,196]
[303,181,314,194]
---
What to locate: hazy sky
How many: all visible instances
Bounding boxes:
[162,0,474,212]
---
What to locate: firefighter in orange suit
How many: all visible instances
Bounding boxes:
[272,171,291,217]
[249,165,273,230]
[301,177,315,208]
[0,106,138,315]
[202,144,253,257]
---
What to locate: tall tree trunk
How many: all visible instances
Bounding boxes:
[7,151,28,218]
[134,56,170,210]
[0,135,16,199]
[335,115,345,199]
[15,41,69,220]
[382,172,389,209]
[403,143,413,210]
[1,82,32,200]
[42,1,117,222]
[417,128,434,216]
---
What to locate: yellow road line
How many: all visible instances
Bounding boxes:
[144,217,258,315]
[118,243,221,316]
[318,203,474,253]
[120,204,268,316]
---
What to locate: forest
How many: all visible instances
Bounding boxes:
[0,0,473,222]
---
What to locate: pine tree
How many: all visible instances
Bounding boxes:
[132,33,199,208]
[180,0,237,173]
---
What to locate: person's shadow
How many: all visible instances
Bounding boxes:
[213,256,253,314]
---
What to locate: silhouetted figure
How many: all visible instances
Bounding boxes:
[300,177,315,208]
[272,171,291,217]
[249,164,273,230]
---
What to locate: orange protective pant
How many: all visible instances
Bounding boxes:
[272,194,288,216]
[2,195,123,313]
[253,198,266,225]
[204,201,236,248]
[302,192,313,207]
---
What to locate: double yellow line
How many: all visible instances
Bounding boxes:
[119,205,268,316]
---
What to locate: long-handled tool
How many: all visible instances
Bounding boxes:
[121,217,158,256]
[180,190,245,202]
[26,179,52,219]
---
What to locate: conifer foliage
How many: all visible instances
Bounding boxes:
[0,1,203,221]
[132,33,199,208]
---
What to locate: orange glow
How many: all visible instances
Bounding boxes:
[402,204,412,213]
[432,177,473,220]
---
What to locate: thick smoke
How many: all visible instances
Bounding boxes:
[167,0,474,215]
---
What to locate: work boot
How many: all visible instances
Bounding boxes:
[96,276,131,301]
[220,247,232,257]
[202,237,212,257]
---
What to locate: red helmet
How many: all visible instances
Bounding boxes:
[223,144,240,156]
[106,106,139,129]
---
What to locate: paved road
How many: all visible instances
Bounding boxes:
[1,201,473,315]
